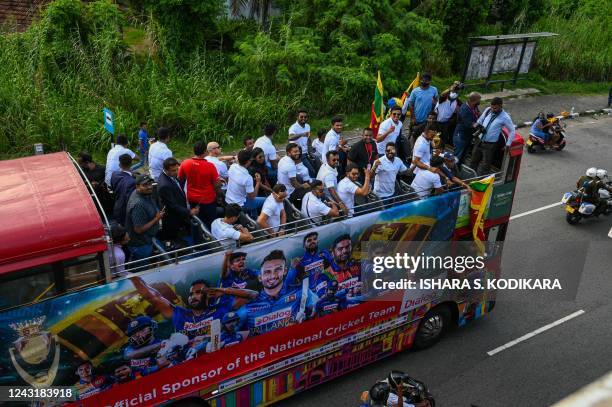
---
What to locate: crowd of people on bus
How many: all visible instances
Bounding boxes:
[75,73,517,272]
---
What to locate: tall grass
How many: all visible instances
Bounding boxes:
[0,25,300,157]
[532,13,611,82]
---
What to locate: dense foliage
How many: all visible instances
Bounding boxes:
[0,0,609,156]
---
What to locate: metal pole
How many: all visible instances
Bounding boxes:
[485,39,500,88]
[513,38,529,85]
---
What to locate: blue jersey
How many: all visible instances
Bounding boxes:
[287,250,333,297]
[221,331,243,347]
[123,338,161,378]
[172,303,230,339]
[236,283,318,336]
[315,296,347,317]
[138,129,149,150]
[220,268,261,291]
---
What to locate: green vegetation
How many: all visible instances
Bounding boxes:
[0,0,609,157]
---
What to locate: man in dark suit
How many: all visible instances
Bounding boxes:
[158,157,199,243]
[347,128,379,183]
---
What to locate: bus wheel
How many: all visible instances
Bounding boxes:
[413,306,451,350]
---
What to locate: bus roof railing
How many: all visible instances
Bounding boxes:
[111,170,503,276]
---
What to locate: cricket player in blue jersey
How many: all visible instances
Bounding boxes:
[287,231,333,297]
[237,250,318,337]
[131,277,256,340]
[220,251,261,291]
[122,316,162,378]
[219,312,243,347]
[314,280,348,317]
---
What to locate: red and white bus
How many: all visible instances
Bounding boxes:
[0,132,524,407]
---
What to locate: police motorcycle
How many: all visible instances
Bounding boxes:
[562,169,612,225]
[526,112,567,153]
[360,371,435,407]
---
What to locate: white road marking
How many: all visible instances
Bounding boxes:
[510,201,562,221]
[487,310,586,356]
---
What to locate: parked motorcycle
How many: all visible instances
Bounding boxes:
[526,115,567,153]
[562,186,612,224]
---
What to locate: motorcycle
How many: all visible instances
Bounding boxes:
[526,116,567,153]
[562,185,612,225]
[360,372,435,407]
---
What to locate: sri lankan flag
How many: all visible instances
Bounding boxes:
[399,72,421,117]
[469,176,495,254]
[370,71,384,137]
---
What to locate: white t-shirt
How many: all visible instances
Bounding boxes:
[261,195,284,232]
[296,161,312,182]
[337,178,359,216]
[205,156,229,180]
[105,145,136,185]
[412,134,432,175]
[254,135,278,166]
[288,122,311,153]
[411,169,442,199]
[376,117,403,155]
[436,99,458,122]
[300,192,331,225]
[322,129,341,158]
[277,156,298,195]
[373,156,407,198]
[316,163,338,200]
[312,139,324,160]
[211,218,241,241]
[225,164,254,206]
[148,141,172,181]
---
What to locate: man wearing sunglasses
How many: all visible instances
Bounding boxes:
[376,105,404,156]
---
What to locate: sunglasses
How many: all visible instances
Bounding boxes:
[392,113,401,116]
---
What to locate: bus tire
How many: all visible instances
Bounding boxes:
[168,398,210,407]
[413,306,451,350]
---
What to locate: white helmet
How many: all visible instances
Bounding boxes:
[596,169,608,179]
[586,167,597,177]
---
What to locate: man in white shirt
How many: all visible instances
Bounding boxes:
[411,155,445,199]
[205,141,234,185]
[225,150,265,216]
[435,91,459,145]
[253,123,279,171]
[316,150,348,214]
[376,106,403,155]
[312,129,326,162]
[277,143,311,199]
[148,128,172,181]
[372,142,410,200]
[322,116,349,161]
[257,184,288,237]
[211,204,253,245]
[337,163,372,216]
[300,180,340,225]
[288,109,316,178]
[411,128,436,175]
[105,134,137,185]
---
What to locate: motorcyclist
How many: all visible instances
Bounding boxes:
[530,112,556,144]
[581,168,612,213]
[576,167,597,190]
[385,371,433,407]
[360,381,391,407]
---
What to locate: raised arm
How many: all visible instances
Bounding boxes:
[131,277,174,319]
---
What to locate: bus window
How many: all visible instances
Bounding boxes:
[63,253,104,291]
[0,265,59,310]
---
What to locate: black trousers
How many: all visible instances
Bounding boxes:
[470,140,497,176]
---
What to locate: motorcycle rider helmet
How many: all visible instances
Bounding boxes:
[368,381,391,406]
[388,370,406,389]
[127,316,157,347]
[596,169,607,179]
[586,167,597,178]
[546,112,555,119]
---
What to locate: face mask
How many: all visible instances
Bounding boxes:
[449,92,458,100]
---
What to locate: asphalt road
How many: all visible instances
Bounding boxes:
[282,115,612,407]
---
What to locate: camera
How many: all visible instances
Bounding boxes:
[451,81,465,92]
[473,123,486,138]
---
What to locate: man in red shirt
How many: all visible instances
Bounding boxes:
[178,141,222,229]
